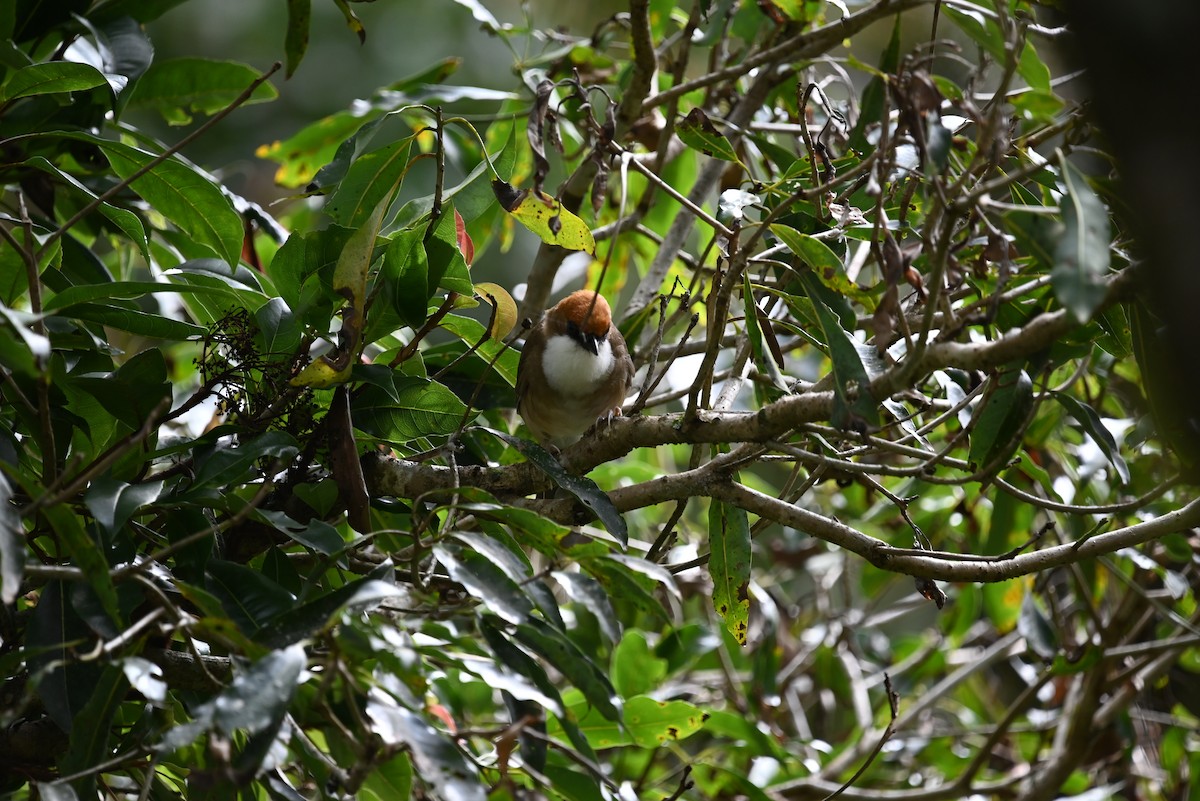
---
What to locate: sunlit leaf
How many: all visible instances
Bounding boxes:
[492,179,595,254]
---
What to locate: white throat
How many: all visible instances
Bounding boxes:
[542,333,614,395]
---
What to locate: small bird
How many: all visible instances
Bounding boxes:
[516,290,635,450]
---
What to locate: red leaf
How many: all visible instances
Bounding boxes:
[454,207,474,266]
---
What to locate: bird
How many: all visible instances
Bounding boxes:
[516,289,635,450]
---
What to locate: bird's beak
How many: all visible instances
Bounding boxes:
[583,332,601,355]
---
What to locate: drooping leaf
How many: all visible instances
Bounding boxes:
[41,505,122,628]
[59,665,126,800]
[800,272,880,430]
[1018,593,1058,660]
[260,571,402,647]
[486,428,627,547]
[1053,392,1130,485]
[1052,157,1111,322]
[284,0,312,78]
[205,559,296,634]
[552,570,620,644]
[214,644,307,736]
[513,618,622,722]
[968,363,1034,473]
[707,499,750,646]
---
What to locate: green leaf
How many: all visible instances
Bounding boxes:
[556,694,708,750]
[426,202,474,296]
[437,313,520,387]
[284,0,312,78]
[215,644,306,734]
[365,694,486,801]
[326,136,414,228]
[773,225,872,309]
[256,58,463,187]
[125,58,278,125]
[64,302,205,340]
[61,133,243,265]
[582,555,670,626]
[801,272,880,430]
[352,377,468,442]
[552,570,620,644]
[434,542,534,625]
[190,430,299,491]
[42,505,122,628]
[943,6,1050,92]
[27,581,102,732]
[0,62,107,101]
[486,429,628,547]
[1017,593,1058,660]
[479,616,597,763]
[1052,157,1111,322]
[24,156,149,260]
[677,107,744,165]
[254,296,302,358]
[44,279,252,313]
[259,571,402,647]
[611,630,667,698]
[83,476,163,535]
[1052,392,1130,485]
[361,754,413,801]
[206,559,296,634]
[707,500,750,646]
[513,617,622,722]
[59,665,126,801]
[0,472,24,604]
[378,227,432,329]
[968,363,1033,472]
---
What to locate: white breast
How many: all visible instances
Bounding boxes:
[541,334,614,395]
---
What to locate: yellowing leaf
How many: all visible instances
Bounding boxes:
[472,281,518,340]
[289,355,351,388]
[491,179,595,254]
